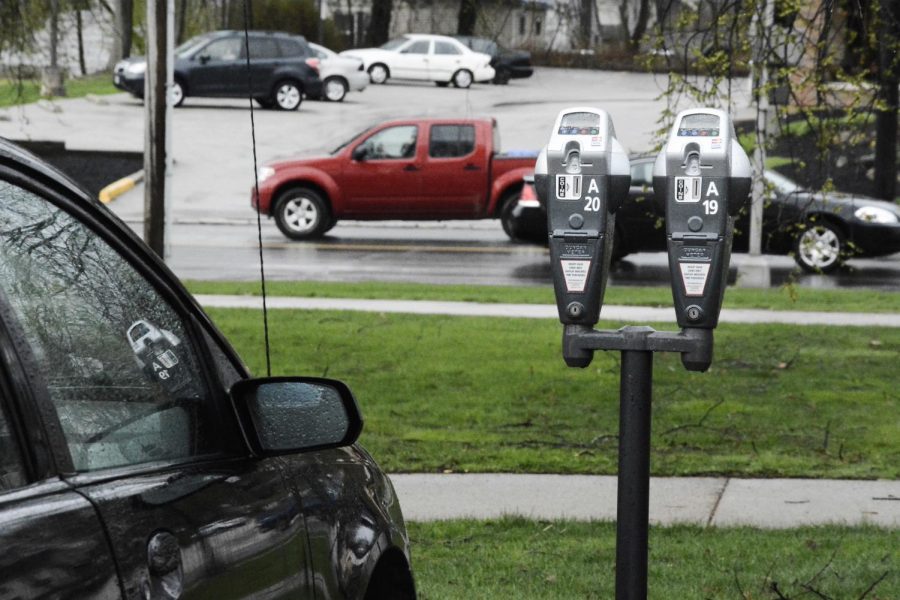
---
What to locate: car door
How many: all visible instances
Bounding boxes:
[0,175,312,598]
[0,341,120,599]
[245,35,282,97]
[429,40,464,82]
[392,39,431,80]
[186,35,243,96]
[341,124,422,215]
[418,123,487,216]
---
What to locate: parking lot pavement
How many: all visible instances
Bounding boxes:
[390,473,900,528]
[0,67,753,226]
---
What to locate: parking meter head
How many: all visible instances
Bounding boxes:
[654,108,750,329]
[544,107,630,329]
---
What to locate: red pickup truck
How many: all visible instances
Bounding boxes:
[251,117,536,240]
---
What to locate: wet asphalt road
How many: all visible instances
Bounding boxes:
[155,220,900,291]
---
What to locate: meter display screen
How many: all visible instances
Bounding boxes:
[678,113,721,137]
[558,112,601,135]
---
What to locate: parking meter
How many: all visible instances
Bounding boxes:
[540,107,630,338]
[653,108,751,332]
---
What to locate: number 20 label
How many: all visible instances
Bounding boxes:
[584,196,601,212]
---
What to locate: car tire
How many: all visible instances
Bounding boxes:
[793,219,846,273]
[498,188,522,241]
[452,69,474,89]
[368,63,389,84]
[493,67,511,85]
[273,187,331,240]
[323,76,348,102]
[171,79,185,107]
[272,80,303,111]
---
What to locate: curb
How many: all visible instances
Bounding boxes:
[99,169,144,204]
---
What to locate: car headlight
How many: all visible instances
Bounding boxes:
[125,62,146,75]
[257,166,275,183]
[854,206,899,224]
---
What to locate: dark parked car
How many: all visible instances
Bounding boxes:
[513,156,900,273]
[453,36,533,84]
[113,30,323,110]
[0,137,415,598]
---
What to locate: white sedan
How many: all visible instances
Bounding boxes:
[340,33,495,89]
[309,42,370,102]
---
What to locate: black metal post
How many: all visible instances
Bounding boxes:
[615,347,653,600]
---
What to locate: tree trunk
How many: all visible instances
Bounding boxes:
[368,0,391,47]
[630,0,651,48]
[874,0,900,201]
[457,0,477,36]
[580,0,593,47]
[120,0,133,58]
[77,8,87,75]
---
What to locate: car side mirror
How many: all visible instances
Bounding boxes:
[352,146,368,161]
[230,377,363,455]
[199,54,211,64]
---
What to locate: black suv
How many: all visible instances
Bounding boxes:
[113,30,323,110]
[0,138,415,596]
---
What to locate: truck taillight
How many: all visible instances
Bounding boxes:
[305,58,320,73]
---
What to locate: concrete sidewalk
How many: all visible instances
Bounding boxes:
[389,474,900,528]
[195,294,900,327]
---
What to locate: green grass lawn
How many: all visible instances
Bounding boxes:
[206,307,900,479]
[0,72,118,108]
[410,519,898,599]
[187,279,900,313]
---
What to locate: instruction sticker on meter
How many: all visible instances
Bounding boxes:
[561,260,590,292]
[679,262,710,296]
[675,177,702,203]
[556,174,583,200]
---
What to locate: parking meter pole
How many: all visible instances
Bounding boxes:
[615,346,653,600]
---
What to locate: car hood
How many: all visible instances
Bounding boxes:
[794,189,899,211]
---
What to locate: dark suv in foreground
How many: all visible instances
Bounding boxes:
[0,137,415,598]
[113,30,323,110]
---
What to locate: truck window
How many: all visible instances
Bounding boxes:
[358,125,418,160]
[429,124,475,158]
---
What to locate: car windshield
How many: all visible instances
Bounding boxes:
[381,36,410,51]
[175,34,213,58]
[331,125,377,154]
[765,169,803,195]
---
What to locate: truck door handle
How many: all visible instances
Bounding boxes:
[463,164,480,171]
[404,164,419,172]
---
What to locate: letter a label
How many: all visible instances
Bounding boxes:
[705,181,720,197]
[587,178,600,194]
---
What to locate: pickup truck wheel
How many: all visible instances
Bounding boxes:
[368,63,389,84]
[274,188,331,240]
[452,69,473,89]
[499,189,522,241]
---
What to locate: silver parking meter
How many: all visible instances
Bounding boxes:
[653,108,751,334]
[540,107,630,340]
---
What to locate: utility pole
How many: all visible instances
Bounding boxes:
[144,0,174,260]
